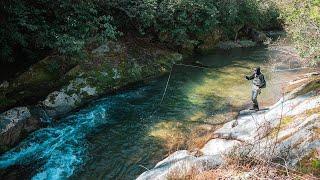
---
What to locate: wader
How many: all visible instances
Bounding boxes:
[252,85,261,110]
[246,72,266,110]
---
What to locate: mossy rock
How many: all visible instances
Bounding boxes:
[10,56,77,87]
[0,56,80,112]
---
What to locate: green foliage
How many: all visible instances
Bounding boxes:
[154,0,219,45]
[1,0,281,63]
[0,0,118,62]
[216,0,280,38]
[275,0,320,66]
[104,0,279,45]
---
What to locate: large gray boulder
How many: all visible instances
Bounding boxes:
[42,91,81,117]
[0,107,40,151]
[41,78,97,117]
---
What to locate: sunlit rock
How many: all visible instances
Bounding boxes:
[201,139,241,156]
[137,150,223,180]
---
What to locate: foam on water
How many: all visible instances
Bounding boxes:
[0,103,112,179]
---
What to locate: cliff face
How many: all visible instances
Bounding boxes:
[137,75,320,179]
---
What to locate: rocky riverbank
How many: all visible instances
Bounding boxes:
[137,74,320,179]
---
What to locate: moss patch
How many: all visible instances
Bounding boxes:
[268,115,295,138]
[0,56,80,111]
[306,106,320,117]
[297,149,320,177]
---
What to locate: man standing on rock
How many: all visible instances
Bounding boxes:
[245,67,266,111]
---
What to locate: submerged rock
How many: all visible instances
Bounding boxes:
[0,107,40,152]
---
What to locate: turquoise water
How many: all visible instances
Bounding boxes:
[0,47,307,179]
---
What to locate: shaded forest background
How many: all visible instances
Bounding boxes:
[0,0,319,78]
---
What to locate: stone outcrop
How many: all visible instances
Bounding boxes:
[137,150,223,180]
[0,107,40,152]
[137,80,320,179]
[41,78,97,117]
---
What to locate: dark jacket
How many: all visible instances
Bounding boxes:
[246,73,266,88]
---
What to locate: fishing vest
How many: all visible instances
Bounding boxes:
[253,74,266,88]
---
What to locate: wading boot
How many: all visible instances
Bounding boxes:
[250,105,259,111]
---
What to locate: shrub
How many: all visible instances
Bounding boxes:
[0,0,118,62]
[275,0,320,66]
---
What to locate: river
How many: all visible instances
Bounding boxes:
[0,46,311,179]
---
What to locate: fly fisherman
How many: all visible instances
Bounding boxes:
[245,67,266,111]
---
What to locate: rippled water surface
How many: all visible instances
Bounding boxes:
[0,47,311,179]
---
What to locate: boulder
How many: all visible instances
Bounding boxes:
[41,77,99,117]
[0,55,78,112]
[42,91,81,117]
[0,107,40,152]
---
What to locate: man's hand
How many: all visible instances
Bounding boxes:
[258,88,261,94]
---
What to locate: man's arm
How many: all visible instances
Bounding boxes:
[245,73,255,80]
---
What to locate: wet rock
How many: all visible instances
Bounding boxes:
[42,91,81,117]
[0,56,78,112]
[41,76,100,117]
[0,107,40,151]
[80,86,97,96]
